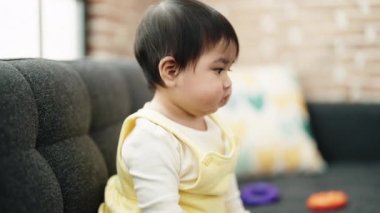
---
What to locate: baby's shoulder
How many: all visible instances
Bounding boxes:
[135,117,172,137]
[125,117,180,149]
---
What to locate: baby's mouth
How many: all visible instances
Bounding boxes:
[221,94,230,105]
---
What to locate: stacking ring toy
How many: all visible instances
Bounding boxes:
[306,190,348,211]
[241,182,280,206]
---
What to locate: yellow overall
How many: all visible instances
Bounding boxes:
[98,109,239,213]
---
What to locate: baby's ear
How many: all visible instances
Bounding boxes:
[158,56,179,87]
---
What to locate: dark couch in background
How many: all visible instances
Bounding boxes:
[0,58,152,213]
[0,58,379,213]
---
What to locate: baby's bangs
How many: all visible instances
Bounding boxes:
[201,37,239,57]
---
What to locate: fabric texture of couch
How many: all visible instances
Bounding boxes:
[0,58,152,213]
[0,58,379,213]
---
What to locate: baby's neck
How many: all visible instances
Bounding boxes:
[148,95,207,131]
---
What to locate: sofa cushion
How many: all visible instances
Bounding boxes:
[308,103,380,162]
[68,59,152,175]
[0,60,63,213]
[0,59,109,213]
[69,60,132,176]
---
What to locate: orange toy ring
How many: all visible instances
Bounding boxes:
[306,190,348,211]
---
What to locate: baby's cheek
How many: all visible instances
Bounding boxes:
[202,91,223,104]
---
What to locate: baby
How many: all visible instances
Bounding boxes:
[99,0,248,212]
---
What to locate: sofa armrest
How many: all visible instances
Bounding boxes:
[307,103,380,162]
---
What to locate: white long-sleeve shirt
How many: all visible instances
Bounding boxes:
[122,112,248,213]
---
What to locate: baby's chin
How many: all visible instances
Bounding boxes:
[214,103,228,113]
[204,106,221,115]
[203,99,230,115]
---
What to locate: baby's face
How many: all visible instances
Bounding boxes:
[173,40,237,117]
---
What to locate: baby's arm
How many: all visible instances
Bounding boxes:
[122,119,184,213]
[225,174,250,213]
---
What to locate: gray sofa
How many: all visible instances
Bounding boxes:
[1,58,379,213]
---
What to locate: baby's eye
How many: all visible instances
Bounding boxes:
[213,68,225,74]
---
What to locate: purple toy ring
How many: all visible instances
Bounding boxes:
[241,182,280,206]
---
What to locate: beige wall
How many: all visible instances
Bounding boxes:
[87,0,380,103]
[86,0,156,57]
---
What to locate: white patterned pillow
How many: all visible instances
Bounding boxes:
[217,66,326,178]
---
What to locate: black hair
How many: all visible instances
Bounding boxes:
[134,0,239,89]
